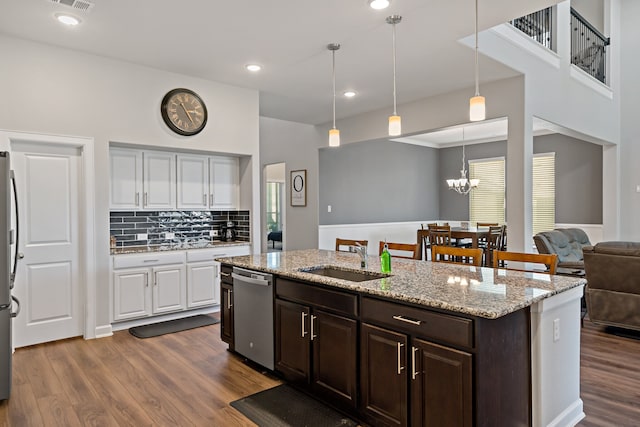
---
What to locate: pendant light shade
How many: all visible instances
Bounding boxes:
[387,15,402,136]
[469,0,486,122]
[328,43,341,147]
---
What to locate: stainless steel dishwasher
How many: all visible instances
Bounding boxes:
[232,267,274,370]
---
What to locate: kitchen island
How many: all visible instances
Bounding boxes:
[218,249,586,427]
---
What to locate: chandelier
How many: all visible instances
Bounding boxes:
[446,145,479,195]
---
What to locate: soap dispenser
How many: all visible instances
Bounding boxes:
[380,241,391,273]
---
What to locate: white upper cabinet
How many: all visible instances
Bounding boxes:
[177,154,209,209]
[210,156,239,209]
[111,148,238,211]
[143,151,176,210]
[176,154,239,210]
[110,148,143,209]
[110,148,176,210]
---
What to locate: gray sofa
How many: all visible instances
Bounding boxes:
[583,242,640,332]
[533,228,591,270]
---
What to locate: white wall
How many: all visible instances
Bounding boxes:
[0,35,260,334]
[260,117,324,252]
[619,0,640,240]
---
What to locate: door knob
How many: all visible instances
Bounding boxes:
[17,253,24,259]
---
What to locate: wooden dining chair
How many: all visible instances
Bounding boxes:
[335,238,368,252]
[492,251,558,275]
[483,225,505,267]
[428,225,452,247]
[379,241,420,260]
[431,245,483,266]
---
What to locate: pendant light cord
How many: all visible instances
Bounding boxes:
[392,20,398,115]
[332,49,337,130]
[474,0,480,97]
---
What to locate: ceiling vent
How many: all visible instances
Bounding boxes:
[48,0,95,13]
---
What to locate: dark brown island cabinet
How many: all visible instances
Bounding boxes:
[221,265,532,427]
[220,264,234,349]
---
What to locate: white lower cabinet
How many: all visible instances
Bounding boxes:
[186,261,219,308]
[112,246,250,323]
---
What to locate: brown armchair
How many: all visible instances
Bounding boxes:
[583,242,640,332]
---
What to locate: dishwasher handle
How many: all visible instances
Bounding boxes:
[232,272,272,286]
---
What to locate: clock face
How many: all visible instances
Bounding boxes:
[161,88,208,136]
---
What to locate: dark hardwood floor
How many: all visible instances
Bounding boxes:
[0,314,637,426]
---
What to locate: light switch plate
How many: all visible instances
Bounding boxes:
[136,233,148,241]
[209,230,219,237]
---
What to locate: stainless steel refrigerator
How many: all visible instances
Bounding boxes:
[0,151,20,400]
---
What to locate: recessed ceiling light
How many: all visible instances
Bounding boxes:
[368,0,390,10]
[55,13,80,26]
[343,91,357,98]
[245,64,262,72]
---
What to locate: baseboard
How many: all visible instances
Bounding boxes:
[94,324,113,339]
[546,399,585,427]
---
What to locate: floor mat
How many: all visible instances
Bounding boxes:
[129,315,219,338]
[230,384,359,427]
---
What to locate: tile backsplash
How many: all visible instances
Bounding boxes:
[110,210,250,248]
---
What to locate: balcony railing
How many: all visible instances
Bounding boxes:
[571,7,609,84]
[510,7,554,51]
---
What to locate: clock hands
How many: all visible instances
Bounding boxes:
[180,102,195,125]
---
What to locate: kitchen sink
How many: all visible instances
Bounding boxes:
[299,266,389,282]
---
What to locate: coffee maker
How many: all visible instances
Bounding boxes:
[220,221,236,242]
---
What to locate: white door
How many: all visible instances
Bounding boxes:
[143,151,176,209]
[12,143,83,348]
[210,156,239,209]
[176,154,209,209]
[151,265,186,314]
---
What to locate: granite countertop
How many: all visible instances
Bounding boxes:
[216,249,586,319]
[111,240,250,255]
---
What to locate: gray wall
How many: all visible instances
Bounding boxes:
[260,117,324,250]
[318,134,602,225]
[439,134,602,224]
[319,139,439,225]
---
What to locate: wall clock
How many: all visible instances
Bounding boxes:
[161,88,208,136]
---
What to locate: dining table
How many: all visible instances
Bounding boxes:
[417,226,491,260]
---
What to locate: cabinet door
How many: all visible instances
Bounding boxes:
[151,264,186,314]
[275,299,310,384]
[143,151,176,210]
[110,148,142,209]
[187,261,219,308]
[312,310,358,410]
[410,338,472,427]
[209,156,239,209]
[221,282,234,346]
[177,154,209,210]
[113,268,150,321]
[361,323,408,427]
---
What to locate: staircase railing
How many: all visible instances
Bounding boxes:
[510,7,554,50]
[570,7,609,84]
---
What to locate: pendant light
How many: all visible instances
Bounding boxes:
[469,0,486,122]
[328,43,341,147]
[387,15,402,136]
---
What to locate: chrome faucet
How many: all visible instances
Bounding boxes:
[352,243,368,268]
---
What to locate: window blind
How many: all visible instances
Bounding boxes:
[532,153,555,236]
[469,158,505,225]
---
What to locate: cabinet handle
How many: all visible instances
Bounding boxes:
[143,259,159,263]
[411,346,420,380]
[154,272,157,286]
[227,289,233,309]
[210,194,213,205]
[301,312,308,338]
[392,315,422,326]
[220,272,230,277]
[135,192,140,206]
[145,272,149,287]
[203,194,207,205]
[310,315,317,340]
[144,192,148,206]
[397,342,405,375]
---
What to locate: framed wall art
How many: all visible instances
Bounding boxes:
[290,169,307,207]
